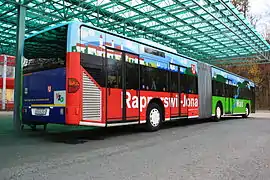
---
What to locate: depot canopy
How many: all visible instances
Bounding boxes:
[0,0,269,65]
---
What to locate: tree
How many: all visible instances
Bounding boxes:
[231,0,249,17]
[231,0,263,28]
[228,0,270,109]
[220,61,263,87]
[248,14,262,28]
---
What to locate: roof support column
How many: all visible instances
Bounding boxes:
[2,55,7,110]
[13,4,26,131]
[1,55,7,110]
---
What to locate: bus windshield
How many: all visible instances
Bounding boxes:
[23,25,68,74]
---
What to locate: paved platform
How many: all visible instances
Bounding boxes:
[0,111,96,134]
[1,112,270,179]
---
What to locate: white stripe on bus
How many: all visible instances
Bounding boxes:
[79,120,147,127]
[188,115,199,118]
[79,121,106,127]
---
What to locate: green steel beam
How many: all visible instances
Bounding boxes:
[208,51,270,63]
[212,58,263,65]
[173,0,250,59]
[200,0,267,57]
[68,0,207,58]
[14,4,26,131]
[218,0,269,50]
[110,0,217,58]
[191,0,265,60]
[141,0,229,59]
[0,0,269,65]
[222,61,270,66]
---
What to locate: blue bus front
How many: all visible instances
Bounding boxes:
[22,25,68,125]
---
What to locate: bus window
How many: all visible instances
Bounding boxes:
[140,65,168,92]
[212,80,225,97]
[150,77,156,90]
[180,74,187,93]
[126,62,139,90]
[140,66,150,90]
[23,25,68,74]
[81,54,105,87]
[181,74,198,94]
[107,58,122,88]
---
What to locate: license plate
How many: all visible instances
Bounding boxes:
[31,108,49,116]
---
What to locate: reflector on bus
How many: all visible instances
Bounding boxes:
[68,78,80,93]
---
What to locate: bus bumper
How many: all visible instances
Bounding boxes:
[22,106,66,125]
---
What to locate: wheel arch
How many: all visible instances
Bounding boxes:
[216,100,223,115]
[246,103,250,109]
[242,102,250,118]
[245,103,250,114]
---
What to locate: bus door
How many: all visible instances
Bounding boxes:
[225,79,233,114]
[180,67,188,117]
[105,47,140,122]
[169,63,188,119]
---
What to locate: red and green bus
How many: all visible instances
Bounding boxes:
[22,22,255,131]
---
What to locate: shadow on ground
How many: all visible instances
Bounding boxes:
[0,114,246,146]
[43,117,240,145]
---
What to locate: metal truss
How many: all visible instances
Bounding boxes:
[0,0,270,64]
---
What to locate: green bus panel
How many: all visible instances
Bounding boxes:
[232,99,251,114]
[212,96,225,115]
[212,96,251,115]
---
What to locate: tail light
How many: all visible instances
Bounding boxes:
[68,78,80,93]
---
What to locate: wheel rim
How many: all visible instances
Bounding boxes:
[245,107,249,116]
[216,107,221,119]
[149,108,160,127]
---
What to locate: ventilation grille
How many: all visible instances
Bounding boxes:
[82,72,101,121]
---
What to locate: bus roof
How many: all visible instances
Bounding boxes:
[25,21,255,85]
[25,21,72,39]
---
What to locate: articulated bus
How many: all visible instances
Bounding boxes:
[22,22,255,131]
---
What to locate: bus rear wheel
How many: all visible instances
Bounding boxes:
[146,103,162,131]
[242,105,250,118]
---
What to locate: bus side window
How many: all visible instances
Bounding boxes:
[170,71,178,93]
[126,62,139,90]
[184,74,198,94]
[141,78,146,90]
[107,58,122,88]
[151,78,157,90]
[81,54,105,87]
[140,65,168,92]
[140,65,149,91]
[180,74,187,93]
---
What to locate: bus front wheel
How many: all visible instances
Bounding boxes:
[242,105,250,118]
[214,104,222,121]
[146,103,162,131]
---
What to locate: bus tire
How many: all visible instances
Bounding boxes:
[43,124,48,131]
[214,103,222,121]
[30,124,37,131]
[146,103,162,131]
[242,104,250,118]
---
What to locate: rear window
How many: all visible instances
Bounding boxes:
[23,25,68,73]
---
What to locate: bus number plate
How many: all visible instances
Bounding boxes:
[32,108,49,116]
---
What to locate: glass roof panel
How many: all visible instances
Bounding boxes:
[0,0,269,65]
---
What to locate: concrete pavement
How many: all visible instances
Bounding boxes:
[1,112,270,179]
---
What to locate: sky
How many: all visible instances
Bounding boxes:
[249,0,270,14]
[249,0,270,36]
